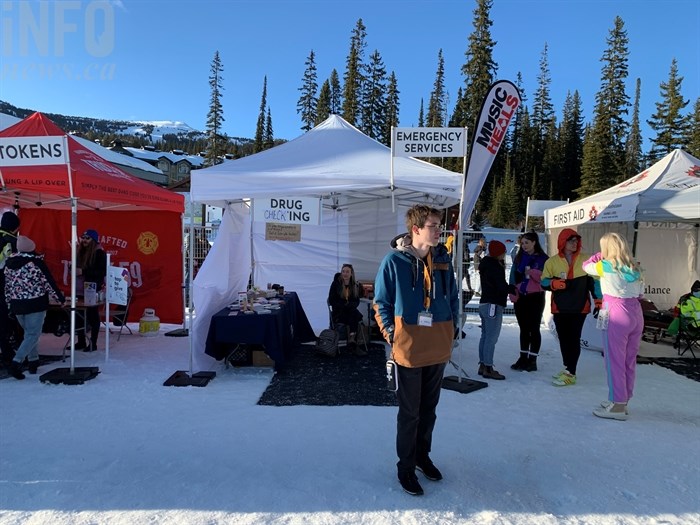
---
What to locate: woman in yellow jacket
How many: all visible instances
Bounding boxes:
[541,228,600,386]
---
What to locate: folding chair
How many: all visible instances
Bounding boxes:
[327,301,369,354]
[675,314,699,358]
[103,288,133,341]
[671,293,699,358]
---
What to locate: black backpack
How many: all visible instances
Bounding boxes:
[315,328,339,357]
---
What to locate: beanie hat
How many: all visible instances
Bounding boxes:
[16,235,35,253]
[1,211,20,231]
[83,229,99,243]
[692,280,700,292]
[488,240,506,258]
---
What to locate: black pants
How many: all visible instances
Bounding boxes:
[553,313,587,375]
[0,292,20,362]
[514,292,545,353]
[333,307,363,334]
[77,306,100,344]
[395,362,446,473]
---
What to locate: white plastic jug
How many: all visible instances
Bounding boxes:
[138,308,160,337]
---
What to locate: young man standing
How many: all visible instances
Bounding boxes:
[374,204,459,496]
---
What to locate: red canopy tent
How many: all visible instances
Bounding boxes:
[0,112,183,211]
[0,113,185,373]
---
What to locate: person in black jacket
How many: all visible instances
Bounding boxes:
[0,211,21,365]
[76,229,107,351]
[477,240,515,380]
[327,264,366,356]
[4,236,65,379]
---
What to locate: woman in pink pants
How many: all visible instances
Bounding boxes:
[582,233,644,421]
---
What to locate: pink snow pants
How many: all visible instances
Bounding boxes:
[601,295,644,403]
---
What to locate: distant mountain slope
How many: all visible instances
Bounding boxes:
[0,101,252,146]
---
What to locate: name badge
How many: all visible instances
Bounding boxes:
[418,311,433,327]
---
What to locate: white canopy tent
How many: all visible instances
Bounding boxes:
[190,115,463,364]
[544,149,700,350]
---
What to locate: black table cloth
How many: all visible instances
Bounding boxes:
[204,291,315,368]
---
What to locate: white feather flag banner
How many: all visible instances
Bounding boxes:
[459,80,521,228]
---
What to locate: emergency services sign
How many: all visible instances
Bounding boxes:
[253,197,321,225]
[392,127,467,158]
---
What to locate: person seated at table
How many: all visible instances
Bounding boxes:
[4,235,65,379]
[328,263,366,356]
[75,229,106,352]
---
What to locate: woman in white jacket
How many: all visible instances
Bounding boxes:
[582,233,643,421]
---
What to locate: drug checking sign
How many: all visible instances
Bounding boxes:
[253,197,321,225]
[391,127,467,158]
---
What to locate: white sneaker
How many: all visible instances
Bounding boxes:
[593,402,629,421]
[552,369,568,379]
[600,400,630,415]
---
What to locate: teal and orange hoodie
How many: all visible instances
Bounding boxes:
[373,234,459,368]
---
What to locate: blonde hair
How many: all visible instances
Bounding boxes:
[600,232,635,270]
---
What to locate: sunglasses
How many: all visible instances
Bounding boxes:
[81,235,92,240]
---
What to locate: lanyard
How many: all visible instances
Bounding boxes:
[422,251,433,310]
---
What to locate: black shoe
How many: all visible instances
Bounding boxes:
[74,339,88,350]
[27,360,39,374]
[8,361,25,380]
[416,458,443,481]
[482,366,506,380]
[510,354,528,370]
[478,363,485,376]
[398,471,424,496]
[523,357,538,372]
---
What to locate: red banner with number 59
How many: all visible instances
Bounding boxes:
[19,209,183,324]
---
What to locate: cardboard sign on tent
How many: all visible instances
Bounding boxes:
[0,112,185,324]
[543,149,700,351]
[189,115,464,365]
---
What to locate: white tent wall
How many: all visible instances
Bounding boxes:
[192,198,416,365]
[192,203,251,368]
[252,198,407,338]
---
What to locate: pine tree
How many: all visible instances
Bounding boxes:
[254,76,268,153]
[558,90,584,199]
[426,49,447,127]
[532,43,554,136]
[688,98,700,157]
[264,108,274,149]
[625,78,643,176]
[316,79,331,125]
[647,58,690,159]
[342,19,367,126]
[329,69,342,115]
[454,0,498,203]
[580,16,630,192]
[360,49,388,140]
[205,50,226,166]
[456,0,497,130]
[383,72,400,147]
[297,50,318,132]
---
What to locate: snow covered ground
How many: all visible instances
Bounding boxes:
[0,315,698,525]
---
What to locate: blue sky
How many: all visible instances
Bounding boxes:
[1,0,698,147]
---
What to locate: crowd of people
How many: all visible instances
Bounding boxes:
[1,211,109,379]
[364,204,663,496]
